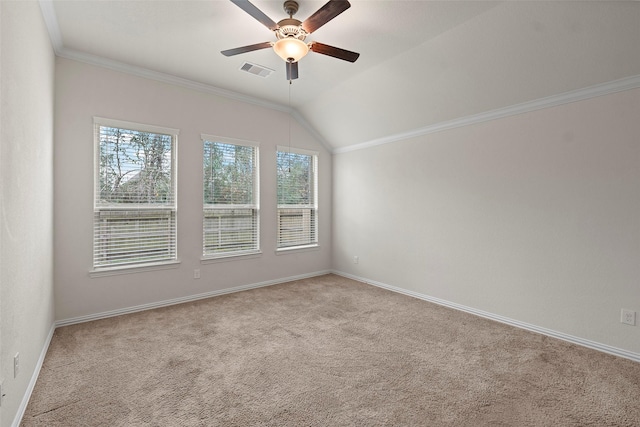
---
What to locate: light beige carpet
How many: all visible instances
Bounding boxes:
[22,274,640,426]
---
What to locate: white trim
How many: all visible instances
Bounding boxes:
[289,110,331,153]
[89,260,181,278]
[39,0,639,156]
[204,204,257,210]
[202,141,260,258]
[276,148,319,250]
[92,119,179,271]
[275,244,320,254]
[332,270,640,364]
[57,270,332,327]
[201,134,260,148]
[333,75,640,154]
[201,251,263,263]
[12,324,56,427]
[13,271,639,426]
[94,117,179,136]
[38,1,63,53]
[37,0,333,152]
[63,45,289,113]
[59,47,334,153]
[277,145,319,157]
[14,271,327,424]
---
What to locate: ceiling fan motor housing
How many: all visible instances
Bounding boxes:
[276,18,307,41]
[283,0,299,16]
[222,0,359,80]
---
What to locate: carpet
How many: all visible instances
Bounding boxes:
[21,274,640,426]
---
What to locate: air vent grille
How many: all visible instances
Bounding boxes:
[240,62,274,78]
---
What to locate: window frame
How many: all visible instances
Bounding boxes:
[276,146,319,252]
[201,134,261,260]
[92,117,179,274]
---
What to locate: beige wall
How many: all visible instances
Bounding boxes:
[0,1,56,425]
[332,88,640,354]
[54,58,332,321]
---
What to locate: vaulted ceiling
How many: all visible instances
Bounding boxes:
[42,1,640,151]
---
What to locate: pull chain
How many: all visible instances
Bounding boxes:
[288,78,292,173]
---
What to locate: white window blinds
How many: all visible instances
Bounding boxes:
[203,136,259,258]
[276,147,318,249]
[94,118,178,269]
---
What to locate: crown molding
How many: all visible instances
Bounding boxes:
[38,0,640,156]
[38,0,286,113]
[39,0,63,52]
[61,46,292,112]
[290,110,332,153]
[37,0,333,153]
[57,47,333,152]
[333,74,640,154]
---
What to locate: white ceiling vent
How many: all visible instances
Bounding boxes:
[240,62,274,78]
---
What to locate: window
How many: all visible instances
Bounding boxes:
[93,118,178,270]
[277,146,318,249]
[203,136,259,258]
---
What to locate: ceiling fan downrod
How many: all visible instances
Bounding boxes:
[221,0,360,80]
[283,0,299,17]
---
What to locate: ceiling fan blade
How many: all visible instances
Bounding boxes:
[301,0,351,34]
[221,41,273,57]
[310,42,359,63]
[286,61,299,80]
[230,0,278,31]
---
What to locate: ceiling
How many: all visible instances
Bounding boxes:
[43,0,640,151]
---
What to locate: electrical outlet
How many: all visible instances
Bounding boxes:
[353,256,359,264]
[193,269,200,279]
[621,309,636,326]
[14,353,20,378]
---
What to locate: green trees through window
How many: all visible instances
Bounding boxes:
[94,120,177,269]
[277,151,312,205]
[94,119,317,269]
[277,147,318,249]
[99,128,173,204]
[204,142,254,205]
[203,138,259,257]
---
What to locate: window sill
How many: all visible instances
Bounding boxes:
[90,260,181,278]
[275,244,320,255]
[201,250,262,264]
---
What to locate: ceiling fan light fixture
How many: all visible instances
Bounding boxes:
[273,37,309,63]
[223,0,359,80]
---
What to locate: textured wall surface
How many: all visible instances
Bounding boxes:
[0,2,56,425]
[333,88,640,354]
[54,58,332,321]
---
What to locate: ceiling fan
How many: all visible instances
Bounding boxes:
[221,0,360,80]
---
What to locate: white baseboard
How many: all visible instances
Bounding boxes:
[12,324,56,427]
[332,270,640,364]
[16,268,636,427]
[15,270,330,426]
[56,270,332,327]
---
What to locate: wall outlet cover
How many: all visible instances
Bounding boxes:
[14,352,20,378]
[621,309,636,326]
